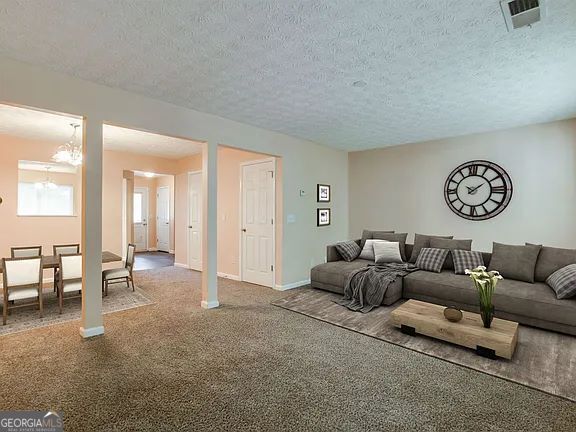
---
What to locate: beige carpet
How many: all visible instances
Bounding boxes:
[0,284,152,337]
[0,267,574,431]
[272,288,576,402]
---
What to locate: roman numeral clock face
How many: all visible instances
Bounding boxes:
[444,160,513,221]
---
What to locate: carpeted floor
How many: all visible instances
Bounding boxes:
[272,288,576,402]
[0,266,574,431]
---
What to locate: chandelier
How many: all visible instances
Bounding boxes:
[53,123,82,166]
[35,167,58,190]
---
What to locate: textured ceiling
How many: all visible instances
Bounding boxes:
[0,104,203,158]
[0,0,575,151]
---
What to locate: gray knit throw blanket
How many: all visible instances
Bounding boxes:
[336,263,418,313]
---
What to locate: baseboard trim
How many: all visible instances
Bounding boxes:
[147,247,158,252]
[169,249,175,254]
[274,279,311,291]
[201,300,220,309]
[174,263,189,269]
[217,272,240,281]
[79,326,104,338]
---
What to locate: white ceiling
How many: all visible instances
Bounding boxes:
[0,104,203,159]
[0,1,575,151]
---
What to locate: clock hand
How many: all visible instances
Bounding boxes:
[469,183,484,195]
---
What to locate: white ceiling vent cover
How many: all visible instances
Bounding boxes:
[501,0,546,31]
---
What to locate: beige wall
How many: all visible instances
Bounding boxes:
[2,56,350,287]
[0,133,181,259]
[349,119,576,251]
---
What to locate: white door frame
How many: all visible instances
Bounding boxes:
[134,186,149,252]
[187,170,202,270]
[156,185,170,252]
[239,157,276,288]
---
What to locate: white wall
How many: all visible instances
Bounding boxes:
[0,56,348,286]
[349,119,576,252]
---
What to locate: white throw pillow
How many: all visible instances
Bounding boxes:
[374,241,403,264]
[358,239,388,261]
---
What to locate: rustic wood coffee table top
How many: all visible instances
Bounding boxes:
[391,299,519,359]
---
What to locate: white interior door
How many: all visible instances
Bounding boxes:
[188,172,202,271]
[133,187,148,252]
[241,160,275,288]
[156,186,170,252]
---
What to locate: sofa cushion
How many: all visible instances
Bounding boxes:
[310,259,402,305]
[371,232,408,261]
[409,234,454,263]
[403,270,576,328]
[311,259,372,289]
[546,264,576,299]
[489,242,541,283]
[358,239,388,261]
[528,244,576,282]
[452,250,485,275]
[374,241,403,264]
[360,230,394,248]
[415,248,449,273]
[429,238,472,270]
[334,241,361,262]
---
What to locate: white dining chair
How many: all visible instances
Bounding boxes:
[52,244,80,293]
[10,246,42,258]
[2,256,43,325]
[57,253,83,314]
[102,244,136,296]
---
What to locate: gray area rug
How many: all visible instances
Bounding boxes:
[0,284,153,337]
[272,287,576,402]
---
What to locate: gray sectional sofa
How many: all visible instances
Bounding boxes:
[311,236,576,336]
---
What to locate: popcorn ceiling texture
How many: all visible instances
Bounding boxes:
[0,0,575,150]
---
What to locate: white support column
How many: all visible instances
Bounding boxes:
[201,141,219,309]
[80,117,104,337]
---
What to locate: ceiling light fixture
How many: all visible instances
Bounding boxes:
[53,123,82,166]
[352,80,367,88]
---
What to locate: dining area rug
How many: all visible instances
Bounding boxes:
[272,287,576,403]
[0,283,153,337]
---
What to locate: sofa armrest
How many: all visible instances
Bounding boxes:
[326,240,361,262]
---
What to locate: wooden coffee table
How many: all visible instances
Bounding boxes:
[390,300,519,359]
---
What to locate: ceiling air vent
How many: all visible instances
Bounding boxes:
[500,0,546,31]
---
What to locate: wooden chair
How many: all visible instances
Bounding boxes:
[102,244,136,296]
[2,256,43,325]
[10,246,42,258]
[57,253,83,314]
[52,244,80,293]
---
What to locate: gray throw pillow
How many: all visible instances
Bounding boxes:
[334,241,361,262]
[489,242,542,283]
[429,238,472,270]
[546,264,576,299]
[373,241,403,264]
[452,250,485,275]
[371,232,408,261]
[415,248,450,273]
[526,243,576,282]
[409,234,454,263]
[360,229,395,248]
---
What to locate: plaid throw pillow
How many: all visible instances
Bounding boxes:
[335,241,361,262]
[415,248,449,273]
[546,264,576,299]
[452,250,485,275]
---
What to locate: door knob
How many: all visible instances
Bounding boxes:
[242,228,247,232]
[188,226,193,229]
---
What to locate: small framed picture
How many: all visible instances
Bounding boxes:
[317,184,331,202]
[317,208,331,226]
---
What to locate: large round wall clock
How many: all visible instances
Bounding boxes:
[444,160,513,221]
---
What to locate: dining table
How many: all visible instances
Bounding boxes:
[0,251,123,272]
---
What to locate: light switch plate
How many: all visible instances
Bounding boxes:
[287,214,296,224]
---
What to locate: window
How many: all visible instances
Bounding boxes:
[133,192,143,223]
[18,182,75,216]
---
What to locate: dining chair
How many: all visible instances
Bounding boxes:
[57,253,83,314]
[2,256,43,325]
[52,244,80,293]
[10,246,42,258]
[102,244,136,296]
